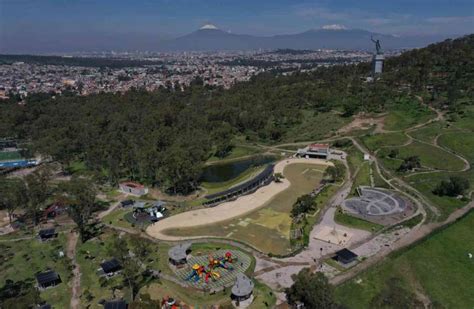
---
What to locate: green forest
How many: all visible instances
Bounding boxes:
[1,35,473,194]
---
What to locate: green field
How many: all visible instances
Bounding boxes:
[0,234,72,308]
[383,99,435,131]
[335,210,474,308]
[283,110,352,142]
[207,145,262,163]
[408,122,446,143]
[438,132,474,163]
[167,163,327,254]
[334,209,384,232]
[361,132,409,152]
[0,151,23,161]
[380,142,465,172]
[406,171,472,220]
[350,162,371,195]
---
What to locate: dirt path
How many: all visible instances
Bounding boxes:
[67,231,81,309]
[96,194,126,220]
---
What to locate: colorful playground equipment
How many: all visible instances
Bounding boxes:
[208,251,235,270]
[185,252,236,283]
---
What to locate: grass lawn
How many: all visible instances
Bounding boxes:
[283,110,352,142]
[0,151,23,161]
[207,145,262,163]
[141,277,275,308]
[334,209,384,232]
[405,171,472,220]
[77,230,131,308]
[438,132,474,163]
[361,132,409,152]
[139,241,274,308]
[335,210,474,309]
[345,144,365,177]
[394,142,465,171]
[384,98,435,131]
[372,166,389,188]
[350,162,371,195]
[0,234,72,308]
[102,208,135,230]
[408,122,446,143]
[452,105,474,131]
[168,163,327,255]
[66,160,87,174]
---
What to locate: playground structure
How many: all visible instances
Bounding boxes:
[173,249,252,290]
[185,252,236,284]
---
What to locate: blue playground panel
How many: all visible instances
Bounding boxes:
[0,159,38,168]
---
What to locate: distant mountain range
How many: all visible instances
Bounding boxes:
[0,23,457,54]
[157,24,452,52]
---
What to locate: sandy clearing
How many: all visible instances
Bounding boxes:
[146,158,333,241]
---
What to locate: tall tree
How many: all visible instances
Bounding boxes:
[61,177,97,242]
[24,167,52,225]
[286,269,340,309]
[107,235,143,301]
[0,178,27,224]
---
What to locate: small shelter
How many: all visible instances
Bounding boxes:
[36,270,61,289]
[333,248,358,265]
[103,300,128,309]
[38,304,52,309]
[120,200,134,207]
[100,258,122,275]
[231,273,254,302]
[168,242,191,266]
[38,228,57,241]
[119,182,148,196]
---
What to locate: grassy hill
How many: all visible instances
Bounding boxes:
[335,210,474,308]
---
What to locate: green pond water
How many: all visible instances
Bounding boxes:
[200,155,275,183]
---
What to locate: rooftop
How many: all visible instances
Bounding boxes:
[168,242,191,261]
[36,270,60,286]
[231,273,254,297]
[100,258,122,274]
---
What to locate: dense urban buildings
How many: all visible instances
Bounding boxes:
[0,49,385,98]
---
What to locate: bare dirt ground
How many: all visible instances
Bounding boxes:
[337,114,387,135]
[146,158,334,241]
[67,231,81,309]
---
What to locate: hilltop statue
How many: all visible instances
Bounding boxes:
[371,36,385,75]
[371,36,382,54]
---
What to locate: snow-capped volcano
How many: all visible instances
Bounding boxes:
[200,23,219,30]
[322,24,348,30]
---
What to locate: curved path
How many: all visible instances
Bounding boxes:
[146,158,333,241]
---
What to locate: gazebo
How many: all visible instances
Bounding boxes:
[231,273,254,303]
[168,242,191,266]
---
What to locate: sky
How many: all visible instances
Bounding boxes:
[1,0,473,52]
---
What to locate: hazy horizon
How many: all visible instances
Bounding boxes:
[1,0,473,53]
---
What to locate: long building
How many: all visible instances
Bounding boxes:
[296,143,330,159]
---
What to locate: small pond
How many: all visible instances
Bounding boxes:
[200,155,275,183]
